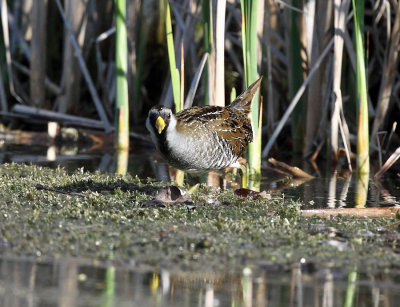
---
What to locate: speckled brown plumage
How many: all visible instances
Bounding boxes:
[146,77,262,171]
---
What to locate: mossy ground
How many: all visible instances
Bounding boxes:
[0,163,399,273]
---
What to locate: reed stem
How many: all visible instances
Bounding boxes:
[352,0,369,175]
[164,0,181,112]
[241,0,261,184]
[115,0,129,150]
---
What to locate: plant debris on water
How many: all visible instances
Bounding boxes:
[0,163,399,273]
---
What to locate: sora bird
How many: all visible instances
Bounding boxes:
[146,77,262,171]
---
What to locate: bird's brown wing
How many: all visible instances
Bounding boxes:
[176,106,252,157]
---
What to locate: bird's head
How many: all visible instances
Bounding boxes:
[146,106,175,136]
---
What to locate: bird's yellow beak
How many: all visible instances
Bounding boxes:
[155,116,166,134]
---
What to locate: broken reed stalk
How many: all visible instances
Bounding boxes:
[262,38,334,159]
[1,0,23,104]
[332,0,351,169]
[180,40,184,112]
[184,53,208,109]
[304,1,331,157]
[115,0,129,151]
[55,0,112,132]
[352,0,370,175]
[301,207,400,218]
[30,0,47,108]
[202,0,211,106]
[241,0,261,184]
[214,0,226,107]
[57,0,87,114]
[268,158,314,179]
[370,2,400,144]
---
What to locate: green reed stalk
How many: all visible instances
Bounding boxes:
[164,0,184,184]
[164,0,181,112]
[355,171,368,207]
[115,0,129,150]
[352,0,369,174]
[241,0,261,183]
[116,148,129,175]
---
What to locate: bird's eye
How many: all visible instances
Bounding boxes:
[166,113,171,120]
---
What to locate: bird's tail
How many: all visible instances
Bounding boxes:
[228,76,263,115]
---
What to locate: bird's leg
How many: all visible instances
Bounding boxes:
[237,157,248,188]
[175,169,185,186]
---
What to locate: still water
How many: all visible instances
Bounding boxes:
[1,257,400,307]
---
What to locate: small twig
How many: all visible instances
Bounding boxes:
[309,140,325,161]
[274,0,307,14]
[338,112,353,171]
[301,207,400,218]
[385,121,397,152]
[374,146,400,179]
[376,132,385,168]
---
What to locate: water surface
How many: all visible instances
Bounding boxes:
[1,257,400,307]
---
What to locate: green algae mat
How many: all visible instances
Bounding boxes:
[0,163,399,272]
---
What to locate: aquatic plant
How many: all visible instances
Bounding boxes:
[240,0,262,184]
[115,0,129,151]
[164,0,181,112]
[352,0,369,175]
